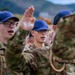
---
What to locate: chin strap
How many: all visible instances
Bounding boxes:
[49,49,66,72]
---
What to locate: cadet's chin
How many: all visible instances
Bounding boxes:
[7,34,14,39]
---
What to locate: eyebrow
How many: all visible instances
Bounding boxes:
[6,21,15,22]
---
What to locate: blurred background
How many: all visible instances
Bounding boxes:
[0,0,75,22]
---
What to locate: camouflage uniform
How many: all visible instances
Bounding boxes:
[0,28,29,75]
[52,14,75,75]
[0,41,16,75]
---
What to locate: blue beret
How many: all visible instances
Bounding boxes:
[0,11,19,22]
[32,20,49,31]
[53,10,72,25]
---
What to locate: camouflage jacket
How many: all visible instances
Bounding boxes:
[5,26,75,75]
[52,13,75,75]
[52,14,75,60]
[0,41,16,75]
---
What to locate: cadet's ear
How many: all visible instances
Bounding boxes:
[52,25,57,32]
[31,30,34,37]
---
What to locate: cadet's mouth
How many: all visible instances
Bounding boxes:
[8,30,14,34]
[41,37,45,39]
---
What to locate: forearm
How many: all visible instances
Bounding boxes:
[5,27,29,67]
[7,28,29,52]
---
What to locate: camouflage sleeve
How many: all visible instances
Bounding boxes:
[5,28,30,72]
[52,14,75,60]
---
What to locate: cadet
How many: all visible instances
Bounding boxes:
[0,10,19,75]
[0,6,35,75]
[52,10,75,75]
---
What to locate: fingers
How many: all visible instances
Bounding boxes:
[24,6,34,17]
[20,6,35,30]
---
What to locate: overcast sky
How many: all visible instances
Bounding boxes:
[46,0,75,5]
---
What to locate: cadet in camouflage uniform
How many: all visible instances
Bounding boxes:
[5,9,75,75]
[0,11,19,75]
[0,6,35,75]
[53,10,75,75]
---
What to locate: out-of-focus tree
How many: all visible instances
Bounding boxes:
[39,17,52,25]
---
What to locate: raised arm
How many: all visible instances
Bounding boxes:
[5,6,36,72]
[52,14,75,60]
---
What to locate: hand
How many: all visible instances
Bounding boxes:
[19,6,36,31]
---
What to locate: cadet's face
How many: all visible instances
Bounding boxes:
[29,37,34,43]
[32,30,48,43]
[0,19,18,39]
